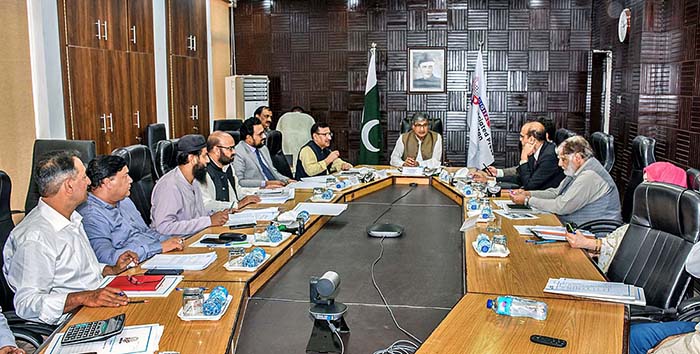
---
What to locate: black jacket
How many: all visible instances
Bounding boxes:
[499,141,565,190]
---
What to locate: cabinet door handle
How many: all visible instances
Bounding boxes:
[130,25,137,44]
[99,114,107,132]
[108,113,114,132]
[186,35,192,51]
[189,105,195,120]
[194,105,199,120]
[134,111,141,128]
[102,21,108,40]
[95,20,102,39]
[193,36,197,51]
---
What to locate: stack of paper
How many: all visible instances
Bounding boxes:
[286,181,326,189]
[528,226,593,241]
[141,252,217,271]
[99,276,183,298]
[45,324,164,354]
[226,207,280,226]
[301,175,336,183]
[255,188,295,204]
[544,278,646,305]
[293,202,348,216]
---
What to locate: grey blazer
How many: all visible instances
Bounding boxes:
[233,141,290,187]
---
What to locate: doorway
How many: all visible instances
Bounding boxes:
[589,50,612,134]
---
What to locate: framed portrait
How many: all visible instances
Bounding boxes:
[408,47,446,93]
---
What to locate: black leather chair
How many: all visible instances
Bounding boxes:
[265,130,294,180]
[399,117,443,135]
[554,128,577,146]
[0,171,57,349]
[112,145,155,224]
[687,168,700,192]
[590,132,615,172]
[607,183,700,316]
[214,119,243,144]
[621,136,656,222]
[25,139,96,213]
[145,123,166,156]
[153,139,179,180]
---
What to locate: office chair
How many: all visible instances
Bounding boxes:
[213,119,243,144]
[590,132,615,172]
[554,128,577,146]
[145,124,166,180]
[112,145,155,224]
[25,139,96,213]
[265,130,294,180]
[687,168,700,192]
[153,139,179,180]
[0,171,57,349]
[607,182,700,321]
[399,116,443,135]
[276,112,315,169]
[621,136,656,222]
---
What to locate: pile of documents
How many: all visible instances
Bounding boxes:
[226,207,280,227]
[99,275,183,298]
[254,188,295,204]
[544,278,646,305]
[141,252,217,271]
[45,324,163,354]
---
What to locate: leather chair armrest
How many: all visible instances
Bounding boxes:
[579,219,624,236]
[677,296,700,321]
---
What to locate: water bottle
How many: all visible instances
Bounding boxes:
[462,184,474,196]
[202,286,229,316]
[486,295,548,321]
[468,198,479,211]
[321,189,334,200]
[297,210,310,224]
[241,247,266,268]
[481,200,493,219]
[334,180,347,189]
[476,233,491,253]
[266,225,283,242]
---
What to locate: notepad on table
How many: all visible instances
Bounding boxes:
[107,275,164,291]
[544,278,646,306]
[293,202,348,216]
[140,252,217,271]
[529,226,594,241]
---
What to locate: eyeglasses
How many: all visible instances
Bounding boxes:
[217,145,235,152]
[413,123,429,128]
[558,153,574,161]
[315,132,333,138]
[126,275,162,285]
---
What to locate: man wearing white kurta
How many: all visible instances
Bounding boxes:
[390,113,442,169]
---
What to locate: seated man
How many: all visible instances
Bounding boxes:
[509,136,622,226]
[296,122,352,179]
[233,118,293,188]
[3,151,136,325]
[78,155,184,264]
[198,131,260,212]
[390,113,442,169]
[0,310,24,354]
[254,105,273,133]
[474,121,564,190]
[151,135,230,236]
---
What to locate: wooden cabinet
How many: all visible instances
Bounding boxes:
[128,52,157,143]
[127,0,154,53]
[167,0,206,59]
[64,0,127,51]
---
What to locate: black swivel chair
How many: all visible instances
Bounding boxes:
[687,168,700,192]
[554,128,577,146]
[145,124,166,178]
[214,119,243,144]
[0,171,57,349]
[265,130,294,180]
[621,136,656,222]
[25,140,96,213]
[112,145,155,224]
[607,182,700,319]
[590,132,615,172]
[153,139,179,180]
[399,117,443,135]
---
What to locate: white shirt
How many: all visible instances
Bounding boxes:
[390,134,442,169]
[196,163,245,213]
[686,241,700,278]
[3,199,105,325]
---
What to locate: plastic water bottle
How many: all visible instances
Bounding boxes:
[476,233,491,253]
[481,200,493,219]
[202,286,229,316]
[266,225,283,242]
[296,210,310,224]
[241,247,266,268]
[468,198,479,211]
[462,184,474,196]
[334,180,347,189]
[321,189,334,200]
[486,296,548,321]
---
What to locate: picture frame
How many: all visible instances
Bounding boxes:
[408,47,446,93]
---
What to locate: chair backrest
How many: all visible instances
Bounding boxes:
[265,130,294,179]
[0,171,16,311]
[25,140,96,213]
[112,145,155,224]
[590,131,615,172]
[622,136,656,222]
[400,117,443,135]
[213,119,243,133]
[276,112,316,169]
[687,168,700,192]
[153,139,179,180]
[608,182,700,310]
[145,123,166,157]
[554,128,577,146]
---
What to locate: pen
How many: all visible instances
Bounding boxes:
[129,300,149,304]
[526,240,557,245]
[482,164,493,177]
[175,287,208,291]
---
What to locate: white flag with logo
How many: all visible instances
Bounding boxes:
[467,49,495,168]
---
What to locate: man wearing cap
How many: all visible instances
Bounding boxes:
[412,55,442,89]
[150,134,230,236]
[390,112,442,169]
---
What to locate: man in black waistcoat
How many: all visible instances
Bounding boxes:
[196,131,260,213]
[295,122,352,179]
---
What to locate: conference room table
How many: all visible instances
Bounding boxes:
[38,167,625,354]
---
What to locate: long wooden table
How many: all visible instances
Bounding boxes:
[39,170,625,354]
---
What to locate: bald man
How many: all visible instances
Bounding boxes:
[475,121,565,190]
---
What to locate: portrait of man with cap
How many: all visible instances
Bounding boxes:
[410,49,445,92]
[150,134,231,236]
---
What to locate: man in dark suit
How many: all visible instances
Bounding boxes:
[474,121,565,190]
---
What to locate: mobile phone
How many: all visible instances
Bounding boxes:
[144,269,183,276]
[199,238,229,245]
[229,223,255,230]
[565,222,578,233]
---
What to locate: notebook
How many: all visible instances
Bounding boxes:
[106,275,165,291]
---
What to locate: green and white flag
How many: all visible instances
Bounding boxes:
[359,45,382,165]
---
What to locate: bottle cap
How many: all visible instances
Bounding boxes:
[486,299,494,309]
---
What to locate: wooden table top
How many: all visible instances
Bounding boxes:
[416,293,624,354]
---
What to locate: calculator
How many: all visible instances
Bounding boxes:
[61,313,126,345]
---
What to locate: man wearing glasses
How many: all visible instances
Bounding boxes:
[509,136,621,226]
[390,112,442,169]
[233,117,294,188]
[296,122,352,179]
[197,131,261,213]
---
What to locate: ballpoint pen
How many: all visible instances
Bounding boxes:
[482,163,493,177]
[526,240,557,245]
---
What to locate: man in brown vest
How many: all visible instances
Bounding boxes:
[390,113,442,168]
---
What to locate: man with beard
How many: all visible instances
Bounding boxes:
[509,136,621,226]
[150,134,230,236]
[233,117,293,188]
[197,131,261,212]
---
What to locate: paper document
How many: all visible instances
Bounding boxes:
[256,188,295,204]
[293,202,348,216]
[226,207,280,226]
[301,175,336,183]
[544,278,646,306]
[99,276,183,298]
[141,252,217,271]
[529,226,594,241]
[460,214,480,231]
[286,181,327,190]
[45,324,164,354]
[401,167,424,176]
[493,209,538,220]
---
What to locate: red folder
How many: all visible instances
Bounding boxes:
[107,275,165,291]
